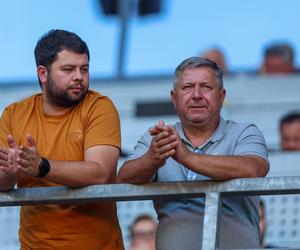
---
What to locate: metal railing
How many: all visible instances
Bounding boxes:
[1,176,300,250]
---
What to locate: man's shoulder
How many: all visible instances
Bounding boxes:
[221,119,265,144]
[4,93,41,112]
[223,119,259,132]
[82,90,114,106]
[78,90,119,118]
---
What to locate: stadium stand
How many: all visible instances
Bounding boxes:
[0,74,300,249]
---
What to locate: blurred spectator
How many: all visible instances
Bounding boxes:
[280,112,300,150]
[259,200,279,248]
[259,200,267,248]
[130,215,157,250]
[260,43,295,75]
[201,47,227,74]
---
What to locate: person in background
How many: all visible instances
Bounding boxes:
[201,47,227,74]
[280,112,300,150]
[118,57,269,249]
[260,43,295,75]
[0,29,124,250]
[130,215,157,250]
[259,200,267,248]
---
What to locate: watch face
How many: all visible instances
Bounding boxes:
[36,158,50,178]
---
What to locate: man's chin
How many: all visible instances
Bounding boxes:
[56,94,86,108]
[68,91,86,102]
[188,114,207,122]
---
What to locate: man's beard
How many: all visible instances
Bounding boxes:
[45,76,88,108]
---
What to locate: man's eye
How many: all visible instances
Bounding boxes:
[81,68,89,73]
[203,85,212,91]
[63,68,73,71]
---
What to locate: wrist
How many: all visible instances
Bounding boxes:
[178,147,191,166]
[143,152,163,171]
[35,157,51,178]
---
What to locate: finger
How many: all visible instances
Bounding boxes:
[7,135,17,149]
[157,140,178,154]
[0,164,17,175]
[0,147,9,154]
[17,165,32,175]
[154,131,177,144]
[155,120,167,131]
[155,134,178,148]
[149,126,158,136]
[158,149,176,160]
[0,151,8,161]
[19,147,31,159]
[165,125,176,133]
[150,120,168,136]
[0,166,9,174]
[26,134,36,148]
[8,147,18,160]
[17,163,37,177]
[158,120,165,126]
[16,157,29,167]
[150,125,164,136]
[0,160,9,167]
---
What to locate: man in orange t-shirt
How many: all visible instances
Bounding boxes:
[0,29,124,250]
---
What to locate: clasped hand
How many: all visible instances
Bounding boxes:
[148,120,188,166]
[0,134,42,177]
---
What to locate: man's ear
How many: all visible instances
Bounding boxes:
[220,88,226,106]
[170,89,177,112]
[37,66,48,85]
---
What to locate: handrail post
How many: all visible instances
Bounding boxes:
[202,192,221,250]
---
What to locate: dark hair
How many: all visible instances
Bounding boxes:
[129,214,156,238]
[264,43,294,65]
[174,57,224,89]
[280,111,300,128]
[34,29,89,86]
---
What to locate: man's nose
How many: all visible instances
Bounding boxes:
[192,85,203,98]
[73,68,83,81]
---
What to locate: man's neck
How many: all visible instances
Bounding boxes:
[182,119,220,148]
[42,96,72,116]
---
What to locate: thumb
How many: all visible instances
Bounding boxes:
[7,135,17,149]
[158,120,165,126]
[26,134,36,148]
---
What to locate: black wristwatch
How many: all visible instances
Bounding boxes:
[36,157,51,178]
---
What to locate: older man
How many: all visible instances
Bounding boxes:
[118,57,269,249]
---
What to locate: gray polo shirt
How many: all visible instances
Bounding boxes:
[126,117,269,249]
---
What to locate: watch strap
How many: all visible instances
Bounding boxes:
[36,157,51,178]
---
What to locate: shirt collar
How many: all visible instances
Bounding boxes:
[175,117,227,149]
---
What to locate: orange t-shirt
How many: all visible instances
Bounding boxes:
[0,90,124,250]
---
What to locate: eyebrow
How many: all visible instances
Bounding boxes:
[61,63,89,67]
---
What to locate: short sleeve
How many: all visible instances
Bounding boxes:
[84,97,121,150]
[0,107,12,147]
[126,130,152,161]
[234,124,269,164]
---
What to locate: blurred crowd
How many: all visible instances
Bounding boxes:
[201,41,297,76]
[201,41,300,153]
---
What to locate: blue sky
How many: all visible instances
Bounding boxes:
[1,0,300,82]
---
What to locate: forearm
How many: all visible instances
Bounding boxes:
[0,171,16,191]
[180,152,269,181]
[45,160,116,188]
[118,154,160,184]
[118,126,177,184]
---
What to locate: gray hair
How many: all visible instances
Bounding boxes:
[264,43,294,65]
[173,57,224,89]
